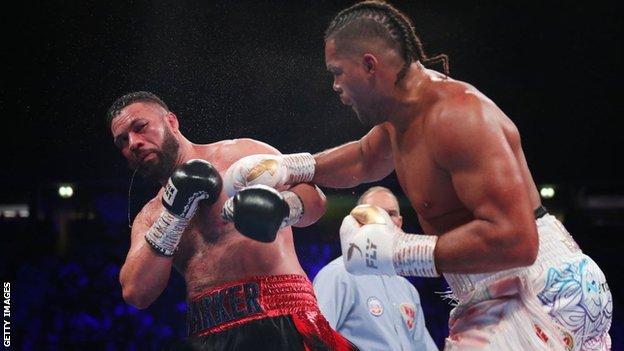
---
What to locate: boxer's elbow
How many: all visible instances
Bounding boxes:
[120,270,156,309]
[307,186,328,222]
[122,284,155,310]
[498,225,538,267]
[516,228,539,266]
[294,185,327,227]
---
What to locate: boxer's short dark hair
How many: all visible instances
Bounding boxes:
[106,91,169,125]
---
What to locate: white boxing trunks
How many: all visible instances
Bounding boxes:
[443,211,612,351]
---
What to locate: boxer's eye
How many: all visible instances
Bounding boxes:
[134,123,147,132]
[114,135,128,149]
[328,68,342,77]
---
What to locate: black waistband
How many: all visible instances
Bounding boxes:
[534,205,548,219]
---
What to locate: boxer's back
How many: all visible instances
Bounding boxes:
[138,140,306,300]
[388,74,542,236]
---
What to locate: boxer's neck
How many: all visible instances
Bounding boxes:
[384,62,430,130]
[174,136,199,165]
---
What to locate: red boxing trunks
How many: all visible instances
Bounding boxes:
[182,274,357,351]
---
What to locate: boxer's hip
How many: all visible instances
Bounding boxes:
[187,274,319,336]
[185,274,357,351]
[443,210,586,303]
[444,212,612,350]
[536,253,612,350]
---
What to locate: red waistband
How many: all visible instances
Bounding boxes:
[187,274,320,336]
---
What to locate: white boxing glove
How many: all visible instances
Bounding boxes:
[223,153,316,197]
[340,204,398,275]
[340,204,440,277]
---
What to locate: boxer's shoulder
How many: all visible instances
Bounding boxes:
[428,75,478,96]
[422,87,496,139]
[430,85,516,138]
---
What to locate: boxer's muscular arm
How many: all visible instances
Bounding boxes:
[313,124,394,188]
[431,96,538,273]
[119,197,172,309]
[231,139,327,226]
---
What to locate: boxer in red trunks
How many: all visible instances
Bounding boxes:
[108,91,357,350]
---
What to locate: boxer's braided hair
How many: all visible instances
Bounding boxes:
[325,0,449,84]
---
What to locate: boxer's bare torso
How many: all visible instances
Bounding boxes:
[315,62,543,272]
[132,141,305,300]
[383,72,542,236]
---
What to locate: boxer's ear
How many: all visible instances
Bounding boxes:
[166,112,180,131]
[363,54,378,74]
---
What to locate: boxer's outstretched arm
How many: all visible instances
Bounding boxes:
[313,124,394,188]
[431,97,538,273]
[119,198,172,309]
[227,139,328,227]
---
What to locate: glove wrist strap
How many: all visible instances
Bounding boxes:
[145,210,189,257]
[221,197,235,222]
[283,153,315,184]
[280,190,304,227]
[393,233,440,277]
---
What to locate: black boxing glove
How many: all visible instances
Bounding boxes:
[145,159,223,256]
[161,159,222,218]
[221,185,303,243]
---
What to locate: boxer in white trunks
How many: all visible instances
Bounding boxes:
[221,1,612,349]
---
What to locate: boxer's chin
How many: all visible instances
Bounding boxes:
[140,128,181,183]
[136,150,179,184]
[136,155,169,183]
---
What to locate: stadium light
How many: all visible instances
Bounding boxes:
[58,185,74,198]
[540,186,555,199]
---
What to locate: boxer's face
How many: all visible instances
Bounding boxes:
[361,191,402,228]
[111,102,180,183]
[325,39,383,126]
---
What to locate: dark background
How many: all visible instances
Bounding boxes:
[2,1,622,350]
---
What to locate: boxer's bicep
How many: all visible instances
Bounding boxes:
[120,196,173,308]
[428,105,538,271]
[360,124,394,180]
[448,137,526,227]
[314,124,394,187]
[432,105,536,252]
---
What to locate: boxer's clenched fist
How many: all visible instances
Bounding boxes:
[223,153,315,196]
[340,204,440,277]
